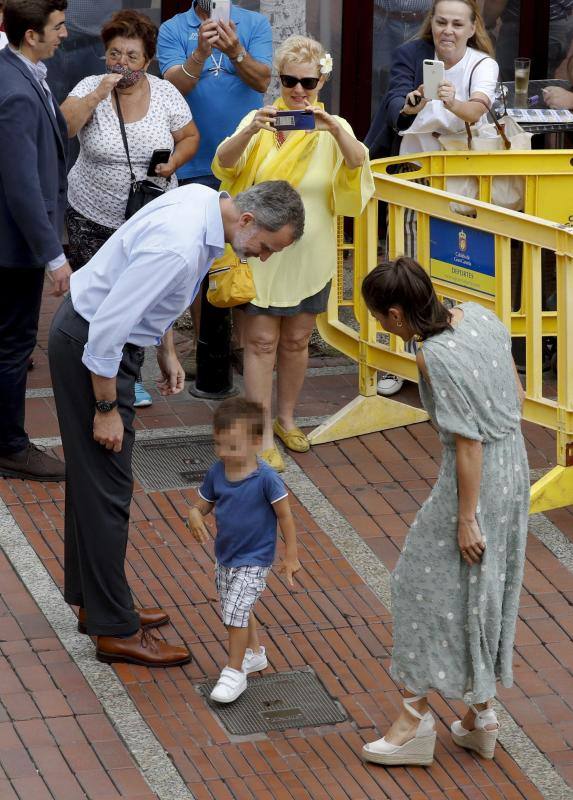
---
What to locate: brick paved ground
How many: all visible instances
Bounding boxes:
[0,287,571,799]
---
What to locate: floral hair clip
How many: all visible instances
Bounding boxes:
[319,53,333,75]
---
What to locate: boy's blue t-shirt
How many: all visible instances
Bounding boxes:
[157,5,272,180]
[198,460,288,568]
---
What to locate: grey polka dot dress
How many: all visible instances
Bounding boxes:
[390,302,529,703]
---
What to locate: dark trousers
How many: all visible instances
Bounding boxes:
[0,267,45,455]
[48,297,141,636]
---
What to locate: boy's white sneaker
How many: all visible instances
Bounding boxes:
[210,667,247,703]
[242,646,268,674]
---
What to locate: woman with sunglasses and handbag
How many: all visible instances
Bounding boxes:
[213,35,374,472]
[60,10,200,407]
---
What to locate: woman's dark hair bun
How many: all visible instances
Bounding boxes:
[361,256,452,340]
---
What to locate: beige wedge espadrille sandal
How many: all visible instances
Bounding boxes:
[362,695,436,766]
[451,704,499,759]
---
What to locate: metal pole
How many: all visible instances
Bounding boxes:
[188,278,238,400]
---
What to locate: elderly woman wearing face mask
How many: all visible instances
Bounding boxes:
[62,10,200,268]
[61,10,199,407]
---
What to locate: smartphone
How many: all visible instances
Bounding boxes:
[423,59,445,101]
[211,0,231,24]
[147,149,171,177]
[273,110,316,131]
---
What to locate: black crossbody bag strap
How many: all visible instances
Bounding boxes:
[114,88,137,184]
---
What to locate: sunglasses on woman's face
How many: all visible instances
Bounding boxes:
[280,74,320,90]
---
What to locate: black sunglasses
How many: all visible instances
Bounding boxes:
[280,74,320,90]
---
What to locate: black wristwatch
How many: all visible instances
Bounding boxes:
[95,399,118,413]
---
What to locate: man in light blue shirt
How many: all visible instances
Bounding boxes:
[158,1,272,187]
[47,180,304,668]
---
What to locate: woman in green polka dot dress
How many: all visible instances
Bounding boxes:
[360,257,529,767]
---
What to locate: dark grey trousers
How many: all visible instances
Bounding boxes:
[48,296,141,636]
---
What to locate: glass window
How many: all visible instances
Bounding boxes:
[46,0,123,103]
[371,1,433,116]
[548,1,573,78]
[483,0,521,82]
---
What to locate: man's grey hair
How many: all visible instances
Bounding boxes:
[234,181,305,242]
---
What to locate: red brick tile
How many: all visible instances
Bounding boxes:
[2,693,40,722]
[522,722,569,753]
[42,770,88,800]
[109,767,154,796]
[11,775,54,800]
[46,717,86,745]
[75,769,122,798]
[31,689,74,718]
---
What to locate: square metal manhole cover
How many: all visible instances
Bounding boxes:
[132,435,216,490]
[198,670,347,734]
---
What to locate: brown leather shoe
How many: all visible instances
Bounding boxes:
[96,629,191,667]
[77,606,170,635]
[0,443,65,482]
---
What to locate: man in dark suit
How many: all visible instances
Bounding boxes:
[0,0,70,481]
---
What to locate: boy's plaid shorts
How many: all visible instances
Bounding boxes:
[215,563,271,628]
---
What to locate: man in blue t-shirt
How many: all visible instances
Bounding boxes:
[187,397,301,704]
[157,0,272,189]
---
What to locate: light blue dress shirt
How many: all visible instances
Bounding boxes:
[70,185,227,378]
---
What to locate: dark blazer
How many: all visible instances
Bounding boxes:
[365,39,434,159]
[0,46,68,268]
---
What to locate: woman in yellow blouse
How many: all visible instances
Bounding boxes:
[214,35,374,471]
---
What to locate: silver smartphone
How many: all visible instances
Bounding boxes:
[211,0,231,24]
[423,59,445,101]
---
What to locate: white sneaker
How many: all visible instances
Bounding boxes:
[210,667,247,703]
[377,373,404,397]
[242,646,268,675]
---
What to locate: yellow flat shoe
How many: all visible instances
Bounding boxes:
[272,419,310,453]
[260,447,285,473]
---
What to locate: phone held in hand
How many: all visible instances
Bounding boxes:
[422,58,445,101]
[273,110,316,131]
[211,0,231,24]
[147,149,171,177]
[407,93,422,107]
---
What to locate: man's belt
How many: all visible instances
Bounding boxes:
[383,10,428,23]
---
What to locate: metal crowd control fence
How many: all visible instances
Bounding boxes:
[310,150,573,514]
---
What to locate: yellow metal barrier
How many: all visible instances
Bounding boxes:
[311,150,573,514]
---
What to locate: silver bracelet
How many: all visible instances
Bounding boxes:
[181,63,199,80]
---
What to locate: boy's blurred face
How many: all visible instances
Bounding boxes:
[214,419,261,465]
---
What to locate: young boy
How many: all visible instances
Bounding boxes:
[187,397,301,703]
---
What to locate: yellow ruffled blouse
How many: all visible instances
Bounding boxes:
[212,107,375,309]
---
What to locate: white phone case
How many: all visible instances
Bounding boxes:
[211,0,231,24]
[423,59,445,101]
